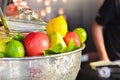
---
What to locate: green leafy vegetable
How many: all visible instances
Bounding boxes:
[43,43,62,55]
[67,38,79,52]
[43,50,57,56]
[12,33,24,42]
[49,43,63,53]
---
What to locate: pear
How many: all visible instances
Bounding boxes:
[49,32,67,53]
[0,37,12,53]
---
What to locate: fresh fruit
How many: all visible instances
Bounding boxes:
[6,40,25,58]
[73,27,87,43]
[64,32,81,47]
[49,32,67,52]
[0,37,12,53]
[46,15,68,37]
[23,32,49,56]
[0,52,5,58]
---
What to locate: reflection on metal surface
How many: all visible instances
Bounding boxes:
[0,45,85,80]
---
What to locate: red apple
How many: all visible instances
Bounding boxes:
[23,32,49,56]
[64,32,81,47]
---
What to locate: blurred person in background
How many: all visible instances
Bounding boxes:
[6,0,28,16]
[5,0,65,21]
[92,0,120,61]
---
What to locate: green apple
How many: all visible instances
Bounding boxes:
[73,27,87,43]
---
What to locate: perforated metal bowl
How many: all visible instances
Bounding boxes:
[0,45,85,80]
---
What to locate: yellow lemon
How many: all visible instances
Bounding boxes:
[46,15,68,37]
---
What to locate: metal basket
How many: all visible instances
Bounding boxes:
[0,45,85,80]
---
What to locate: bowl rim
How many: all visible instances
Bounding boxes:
[0,44,85,61]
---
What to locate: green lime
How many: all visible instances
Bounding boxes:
[0,52,5,58]
[6,40,25,58]
[73,27,87,43]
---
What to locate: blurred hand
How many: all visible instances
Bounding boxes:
[6,0,28,16]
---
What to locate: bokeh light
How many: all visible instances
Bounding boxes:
[36,0,42,3]
[58,8,64,15]
[44,0,50,6]
[23,0,68,20]
[40,9,46,17]
[45,6,52,14]
[52,0,58,2]
[33,12,39,19]
[62,0,67,3]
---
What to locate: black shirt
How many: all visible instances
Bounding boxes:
[95,0,120,61]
